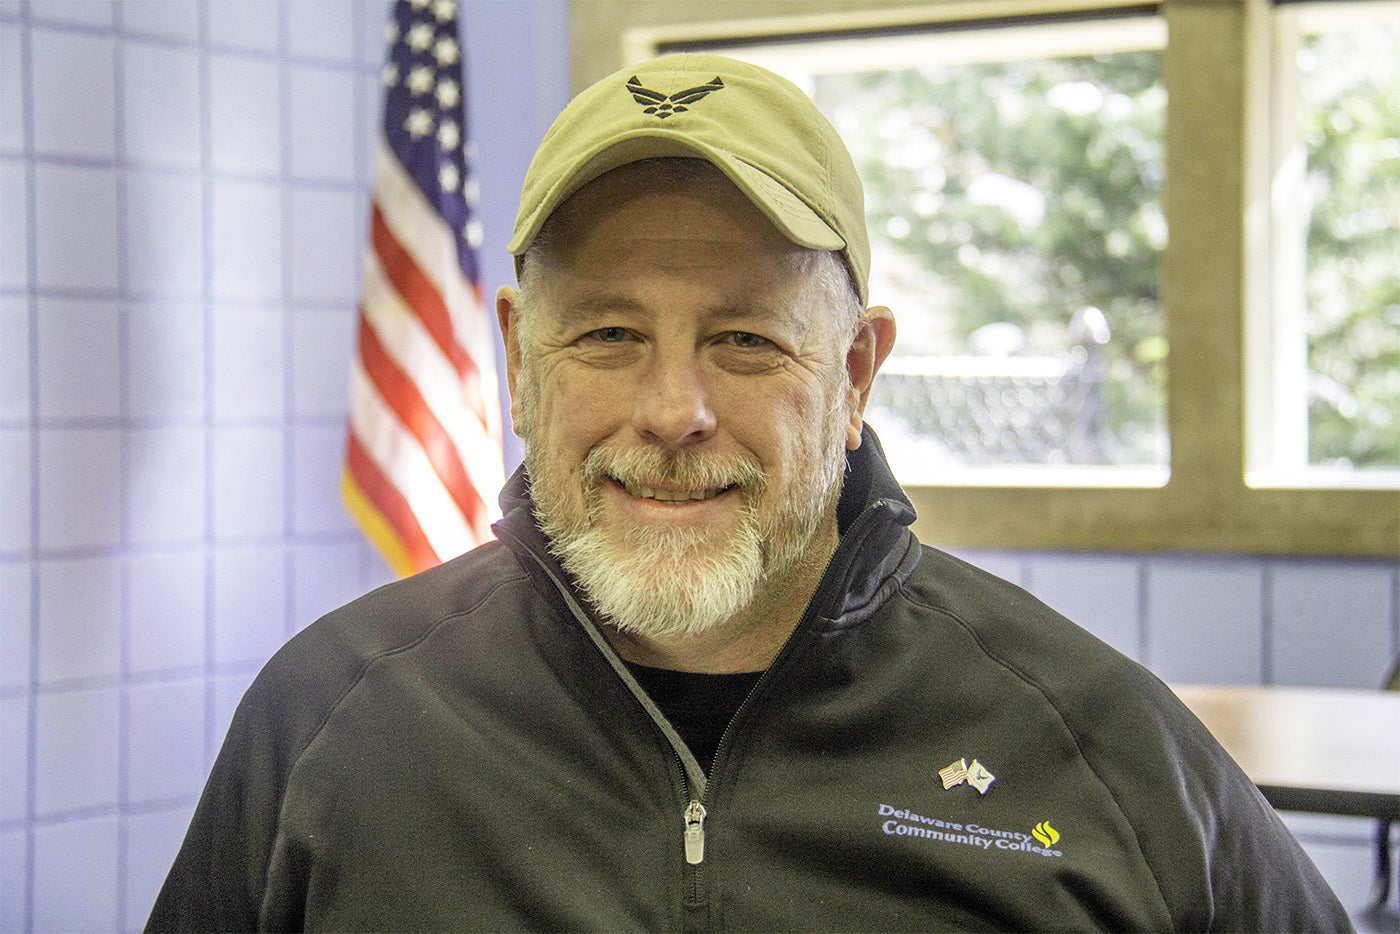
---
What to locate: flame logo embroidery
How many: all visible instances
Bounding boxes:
[1032,821,1060,847]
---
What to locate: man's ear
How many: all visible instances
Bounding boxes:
[496,286,524,436]
[844,306,897,450]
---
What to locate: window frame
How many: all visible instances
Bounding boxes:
[568,0,1400,556]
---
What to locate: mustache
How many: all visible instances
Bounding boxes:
[579,444,767,494]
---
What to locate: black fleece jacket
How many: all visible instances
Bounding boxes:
[147,429,1350,932]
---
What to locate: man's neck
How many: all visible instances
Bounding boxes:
[601,521,840,674]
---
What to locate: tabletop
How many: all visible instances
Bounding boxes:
[1171,683,1400,820]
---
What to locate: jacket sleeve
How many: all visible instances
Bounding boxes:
[144,621,353,933]
[143,678,297,931]
[1061,667,1354,932]
[1151,689,1354,933]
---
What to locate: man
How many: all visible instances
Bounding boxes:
[149,53,1350,932]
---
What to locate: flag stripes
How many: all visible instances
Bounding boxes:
[343,0,503,578]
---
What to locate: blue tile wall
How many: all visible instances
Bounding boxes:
[0,562,31,690]
[1026,553,1145,660]
[124,173,205,297]
[37,428,123,549]
[1271,560,1396,688]
[30,29,115,159]
[0,430,30,552]
[118,0,198,42]
[210,426,285,538]
[212,545,287,666]
[0,695,26,822]
[36,298,121,420]
[0,161,27,288]
[126,302,204,419]
[1145,556,1264,684]
[1,0,1393,931]
[122,41,202,169]
[37,557,122,684]
[208,53,281,175]
[0,25,23,154]
[289,187,359,303]
[33,164,120,291]
[125,678,207,803]
[209,181,283,301]
[31,816,121,933]
[287,63,357,181]
[127,550,206,674]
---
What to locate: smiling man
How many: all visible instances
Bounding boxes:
[149,54,1350,932]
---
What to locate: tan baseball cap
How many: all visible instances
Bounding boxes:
[507,53,870,305]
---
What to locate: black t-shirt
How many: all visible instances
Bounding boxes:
[625,663,763,775]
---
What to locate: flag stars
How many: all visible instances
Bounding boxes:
[465,218,484,249]
[385,21,400,44]
[405,22,435,52]
[433,35,460,67]
[432,0,456,23]
[438,119,460,151]
[406,65,435,96]
[405,108,434,138]
[409,0,431,8]
[382,63,400,88]
[435,78,460,109]
[439,162,460,193]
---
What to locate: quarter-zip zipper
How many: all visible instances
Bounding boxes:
[684,800,707,865]
[498,493,907,917]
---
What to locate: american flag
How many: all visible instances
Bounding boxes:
[342,0,503,577]
[938,758,969,790]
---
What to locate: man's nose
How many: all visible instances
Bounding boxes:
[634,353,718,447]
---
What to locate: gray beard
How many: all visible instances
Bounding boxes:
[530,435,845,642]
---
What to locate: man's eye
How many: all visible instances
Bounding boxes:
[728,332,770,349]
[588,327,629,343]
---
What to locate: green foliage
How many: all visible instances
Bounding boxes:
[1300,24,1400,469]
[815,52,1167,465]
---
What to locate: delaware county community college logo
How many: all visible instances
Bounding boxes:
[877,804,1066,859]
[626,76,725,119]
[1032,820,1060,847]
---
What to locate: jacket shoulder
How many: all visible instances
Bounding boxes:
[891,546,1350,931]
[145,542,534,932]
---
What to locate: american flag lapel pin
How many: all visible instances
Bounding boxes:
[938,758,969,790]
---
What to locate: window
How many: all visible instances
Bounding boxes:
[578,0,1399,555]
[679,15,1170,486]
[1247,0,1400,487]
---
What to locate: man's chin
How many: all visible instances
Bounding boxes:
[553,522,764,642]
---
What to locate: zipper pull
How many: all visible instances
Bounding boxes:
[683,800,707,865]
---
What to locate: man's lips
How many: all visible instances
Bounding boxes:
[611,477,736,503]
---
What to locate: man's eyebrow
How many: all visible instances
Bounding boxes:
[555,294,648,319]
[553,295,804,329]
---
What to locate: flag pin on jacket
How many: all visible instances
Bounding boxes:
[939,757,995,795]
